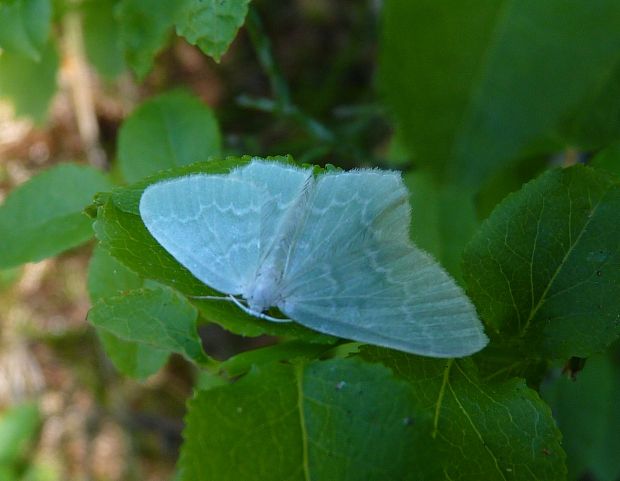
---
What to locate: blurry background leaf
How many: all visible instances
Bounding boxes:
[0,163,112,268]
[118,90,221,183]
[0,39,58,123]
[0,0,51,60]
[557,63,620,151]
[0,403,40,465]
[116,0,181,78]
[0,267,22,291]
[380,0,620,189]
[474,154,548,220]
[406,170,478,283]
[176,0,251,62]
[591,143,620,177]
[463,166,620,360]
[542,343,620,481]
[82,0,126,79]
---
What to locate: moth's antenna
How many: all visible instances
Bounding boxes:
[228,295,292,324]
[190,294,292,323]
[189,295,233,301]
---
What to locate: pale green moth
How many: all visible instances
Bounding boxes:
[139,159,488,358]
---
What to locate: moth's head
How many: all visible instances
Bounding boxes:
[243,268,280,313]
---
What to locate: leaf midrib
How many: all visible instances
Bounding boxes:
[522,184,608,335]
[295,363,311,481]
[449,363,509,481]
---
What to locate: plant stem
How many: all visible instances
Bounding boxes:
[245,8,291,108]
[242,7,335,144]
[62,6,108,169]
[237,94,334,142]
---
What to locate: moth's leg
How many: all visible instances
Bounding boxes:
[228,295,292,323]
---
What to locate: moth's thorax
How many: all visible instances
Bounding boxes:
[243,263,281,313]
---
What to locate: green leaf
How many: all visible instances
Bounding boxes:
[82,0,126,79]
[471,342,549,388]
[0,163,112,269]
[0,403,40,465]
[0,466,16,481]
[362,347,566,481]
[88,245,169,379]
[557,63,620,150]
[92,156,333,343]
[0,39,58,123]
[180,358,424,481]
[118,90,221,183]
[380,0,620,188]
[384,127,412,169]
[176,0,250,62]
[195,370,228,391]
[88,285,208,366]
[475,154,548,221]
[98,330,169,380]
[463,165,620,359]
[0,0,51,60]
[87,244,143,301]
[20,462,58,481]
[116,0,181,78]
[0,266,21,291]
[542,348,620,481]
[406,170,478,283]
[591,143,620,178]
[219,340,333,378]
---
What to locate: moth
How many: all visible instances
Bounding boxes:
[139,159,488,357]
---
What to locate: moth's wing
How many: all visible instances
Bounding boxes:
[231,159,313,259]
[278,171,488,358]
[139,175,265,295]
[231,159,312,203]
